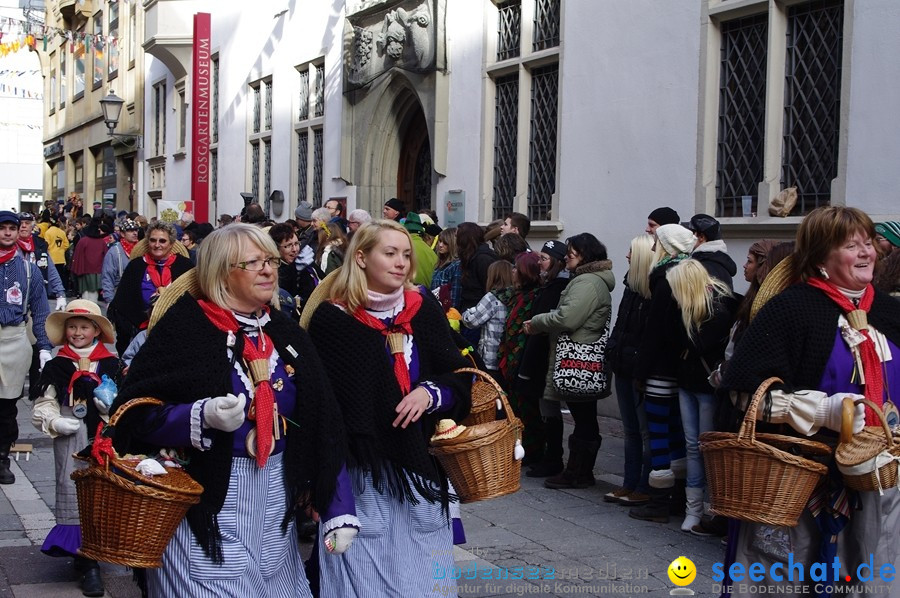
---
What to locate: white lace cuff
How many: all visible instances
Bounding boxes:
[421,382,442,413]
[191,399,213,451]
[322,514,361,535]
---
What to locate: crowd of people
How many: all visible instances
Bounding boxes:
[1,191,899,597]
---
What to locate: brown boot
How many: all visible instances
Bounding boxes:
[544,436,601,489]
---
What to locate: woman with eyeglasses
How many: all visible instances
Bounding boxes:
[108,220,193,356]
[269,223,322,319]
[110,223,350,597]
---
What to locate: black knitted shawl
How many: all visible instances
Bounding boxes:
[307,289,472,508]
[38,355,120,438]
[110,293,345,563]
[722,283,900,407]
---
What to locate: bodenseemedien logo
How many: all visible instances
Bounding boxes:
[668,556,696,595]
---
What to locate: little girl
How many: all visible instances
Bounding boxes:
[462,260,514,380]
[32,299,119,598]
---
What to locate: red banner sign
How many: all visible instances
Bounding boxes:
[191,12,211,223]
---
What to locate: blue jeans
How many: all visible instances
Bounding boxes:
[615,376,650,492]
[678,388,717,489]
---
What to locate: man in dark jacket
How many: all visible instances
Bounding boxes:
[687,214,736,289]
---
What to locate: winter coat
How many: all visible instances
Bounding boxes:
[459,244,498,312]
[607,277,651,380]
[672,293,738,393]
[691,240,737,289]
[517,274,570,394]
[634,259,684,380]
[529,260,615,402]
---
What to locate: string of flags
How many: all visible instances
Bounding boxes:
[0,84,42,99]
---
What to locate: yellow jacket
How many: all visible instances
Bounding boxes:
[43,225,69,264]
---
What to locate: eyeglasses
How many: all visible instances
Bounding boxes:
[279,241,300,249]
[231,257,279,271]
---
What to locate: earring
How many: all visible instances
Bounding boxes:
[819,267,829,280]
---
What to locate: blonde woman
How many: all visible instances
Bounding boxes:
[306,220,472,597]
[666,259,736,532]
[604,234,656,505]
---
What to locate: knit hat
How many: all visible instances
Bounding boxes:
[687,213,721,241]
[122,219,141,231]
[541,239,567,262]
[875,221,900,248]
[46,299,115,346]
[0,211,19,226]
[655,223,696,256]
[383,198,405,214]
[294,201,314,221]
[647,207,680,227]
[403,212,424,234]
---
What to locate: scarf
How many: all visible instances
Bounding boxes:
[143,253,177,289]
[0,246,17,265]
[498,285,538,382]
[351,289,423,395]
[807,277,883,426]
[57,342,117,395]
[17,237,34,255]
[198,300,276,467]
[120,238,136,258]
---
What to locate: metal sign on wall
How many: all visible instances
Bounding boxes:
[191,12,211,223]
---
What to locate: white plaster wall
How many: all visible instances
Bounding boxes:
[842,0,900,218]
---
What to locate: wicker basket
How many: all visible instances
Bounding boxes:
[836,398,900,492]
[429,368,522,503]
[462,371,503,426]
[71,398,204,568]
[700,377,831,527]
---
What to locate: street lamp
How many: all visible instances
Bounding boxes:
[100,91,141,148]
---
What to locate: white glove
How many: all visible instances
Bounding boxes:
[55,297,66,311]
[39,349,52,371]
[815,393,865,435]
[51,417,81,436]
[324,526,358,555]
[202,393,246,432]
[93,396,110,416]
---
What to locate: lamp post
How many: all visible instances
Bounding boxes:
[100,91,141,148]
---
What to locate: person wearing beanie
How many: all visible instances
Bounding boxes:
[382,197,405,221]
[646,207,680,235]
[875,221,900,256]
[294,201,317,251]
[687,213,736,289]
[630,222,694,524]
[403,212,438,287]
[101,219,141,303]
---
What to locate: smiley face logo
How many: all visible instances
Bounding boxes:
[668,556,696,586]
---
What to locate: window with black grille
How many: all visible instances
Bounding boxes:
[782,0,843,214]
[295,60,325,206]
[313,129,324,206]
[497,1,521,61]
[528,64,558,221]
[533,0,560,51]
[716,13,767,218]
[297,131,309,203]
[492,75,518,220]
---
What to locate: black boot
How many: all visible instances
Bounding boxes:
[544,435,601,489]
[670,478,686,516]
[527,418,564,478]
[0,450,14,485]
[77,558,104,597]
[629,469,673,523]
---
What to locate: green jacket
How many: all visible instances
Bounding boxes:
[411,233,438,288]
[529,259,615,401]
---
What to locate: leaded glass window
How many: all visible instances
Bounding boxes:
[264,140,272,202]
[781,0,843,213]
[252,85,261,134]
[497,1,520,61]
[251,142,260,202]
[264,80,273,131]
[492,74,518,220]
[298,70,310,121]
[528,64,558,221]
[533,0,560,52]
[716,13,767,217]
[313,129,324,206]
[314,64,325,118]
[297,131,308,201]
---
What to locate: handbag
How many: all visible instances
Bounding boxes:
[551,320,612,399]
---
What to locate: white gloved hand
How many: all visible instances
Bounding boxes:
[815,393,865,435]
[51,417,81,436]
[55,297,66,311]
[202,393,247,432]
[93,396,110,416]
[39,349,52,371]
[324,526,358,555]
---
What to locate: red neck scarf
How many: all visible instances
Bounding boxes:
[144,253,177,289]
[120,238,136,258]
[351,289,422,395]
[57,342,117,394]
[0,246,17,265]
[807,277,883,425]
[17,237,34,255]
[198,300,275,467]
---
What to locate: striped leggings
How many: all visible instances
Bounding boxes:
[644,376,686,470]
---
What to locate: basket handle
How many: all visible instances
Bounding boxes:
[109,397,164,428]
[840,397,894,449]
[738,377,784,443]
[453,367,517,421]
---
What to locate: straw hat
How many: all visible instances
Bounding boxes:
[299,270,340,330]
[148,270,201,331]
[129,238,190,260]
[46,300,115,346]
[750,256,795,321]
[430,419,467,442]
